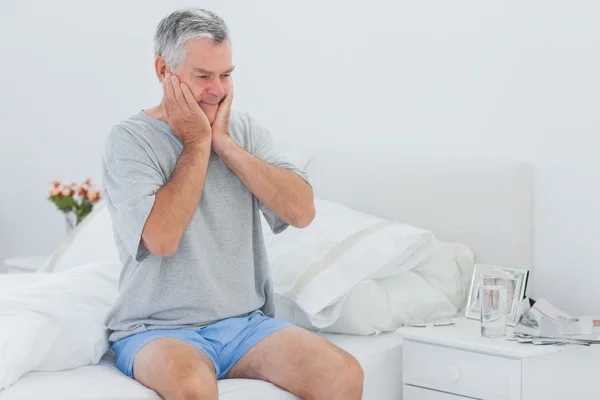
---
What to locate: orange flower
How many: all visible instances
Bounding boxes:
[61,188,71,197]
[52,180,60,188]
[51,188,61,197]
[88,189,102,203]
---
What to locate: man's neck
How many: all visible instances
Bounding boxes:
[143,105,168,123]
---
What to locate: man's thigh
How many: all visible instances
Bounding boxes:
[225,326,364,399]
[112,331,219,400]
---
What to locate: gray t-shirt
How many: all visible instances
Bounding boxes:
[101,110,308,343]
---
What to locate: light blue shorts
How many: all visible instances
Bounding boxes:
[111,311,293,380]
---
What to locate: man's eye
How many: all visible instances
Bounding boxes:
[221,74,231,78]
[197,76,209,79]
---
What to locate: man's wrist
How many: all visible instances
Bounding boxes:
[183,138,212,154]
[212,135,237,158]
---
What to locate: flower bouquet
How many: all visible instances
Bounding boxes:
[48,179,102,232]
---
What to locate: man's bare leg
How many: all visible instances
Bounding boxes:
[133,338,218,400]
[226,326,364,400]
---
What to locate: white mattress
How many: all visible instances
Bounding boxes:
[0,331,403,400]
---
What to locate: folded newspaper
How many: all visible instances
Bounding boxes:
[510,298,600,346]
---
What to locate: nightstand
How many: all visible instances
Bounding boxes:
[3,256,49,273]
[398,317,600,399]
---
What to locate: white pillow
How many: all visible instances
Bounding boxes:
[263,198,435,328]
[0,261,120,389]
[274,242,475,335]
[42,202,120,273]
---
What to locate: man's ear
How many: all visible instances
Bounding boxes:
[154,56,172,82]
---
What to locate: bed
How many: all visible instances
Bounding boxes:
[1,332,403,400]
[0,153,533,400]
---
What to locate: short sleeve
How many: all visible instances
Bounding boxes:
[248,116,311,234]
[101,126,164,261]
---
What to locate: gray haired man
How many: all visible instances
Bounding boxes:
[102,7,364,400]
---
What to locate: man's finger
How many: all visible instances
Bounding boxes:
[163,73,181,112]
[170,75,186,110]
[180,82,199,111]
[216,87,234,121]
[162,77,173,115]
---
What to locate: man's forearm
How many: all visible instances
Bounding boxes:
[142,141,211,256]
[215,138,315,228]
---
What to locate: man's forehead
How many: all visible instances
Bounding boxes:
[183,38,233,72]
[192,66,235,74]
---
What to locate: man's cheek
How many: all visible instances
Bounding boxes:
[179,76,201,99]
[190,87,203,102]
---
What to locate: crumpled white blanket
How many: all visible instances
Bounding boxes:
[274,241,475,335]
[0,261,120,390]
[264,198,436,327]
[264,198,476,335]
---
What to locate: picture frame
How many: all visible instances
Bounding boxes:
[465,264,529,326]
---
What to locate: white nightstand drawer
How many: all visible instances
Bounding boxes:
[403,340,521,400]
[404,385,471,399]
[4,256,48,273]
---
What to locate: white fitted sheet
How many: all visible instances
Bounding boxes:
[0,331,403,400]
[320,331,404,399]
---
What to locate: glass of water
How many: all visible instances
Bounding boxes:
[480,272,508,338]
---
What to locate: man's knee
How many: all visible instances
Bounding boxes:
[132,338,218,400]
[175,373,218,400]
[315,352,364,399]
[169,356,218,400]
[340,353,364,394]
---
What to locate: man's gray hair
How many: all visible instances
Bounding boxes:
[154,8,230,72]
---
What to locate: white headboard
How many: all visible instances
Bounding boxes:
[305,154,533,269]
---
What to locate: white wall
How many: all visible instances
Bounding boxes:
[1,1,598,314]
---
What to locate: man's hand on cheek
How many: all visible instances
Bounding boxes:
[161,73,211,148]
[211,86,234,155]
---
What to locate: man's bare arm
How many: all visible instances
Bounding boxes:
[141,74,212,257]
[142,142,210,257]
[213,137,315,228]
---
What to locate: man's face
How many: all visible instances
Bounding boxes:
[173,38,234,124]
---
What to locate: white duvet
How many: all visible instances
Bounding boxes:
[0,261,120,390]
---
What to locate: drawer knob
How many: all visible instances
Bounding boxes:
[447,365,460,382]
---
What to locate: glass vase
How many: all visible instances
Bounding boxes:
[64,213,81,234]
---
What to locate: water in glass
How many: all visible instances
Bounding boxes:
[480,273,508,338]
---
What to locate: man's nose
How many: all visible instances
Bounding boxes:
[207,78,226,99]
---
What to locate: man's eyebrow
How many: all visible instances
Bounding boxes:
[193,66,235,74]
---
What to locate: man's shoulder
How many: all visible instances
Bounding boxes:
[229,109,268,149]
[107,111,160,141]
[102,112,161,164]
[229,108,251,132]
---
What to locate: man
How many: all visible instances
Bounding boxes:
[102,7,364,400]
